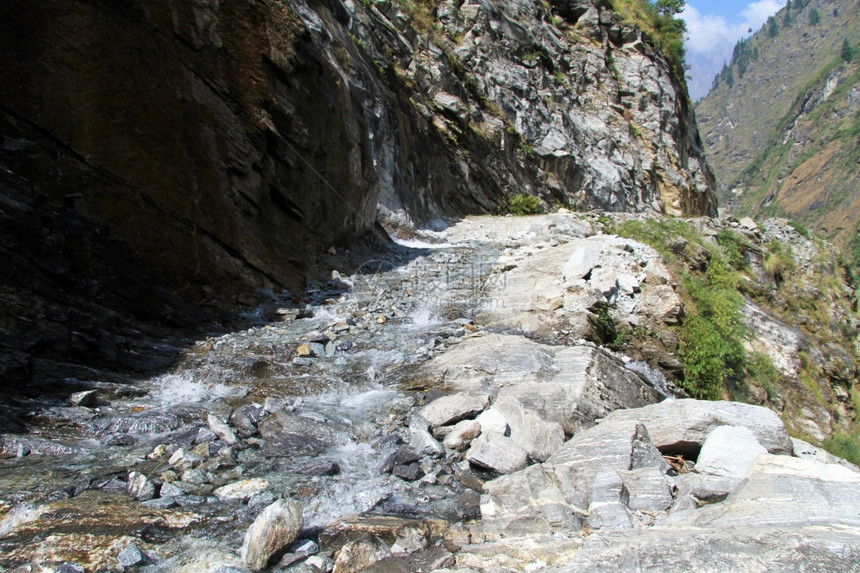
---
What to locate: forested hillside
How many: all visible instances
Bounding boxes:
[696,0,860,270]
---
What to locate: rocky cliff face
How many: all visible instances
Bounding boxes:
[0,0,715,390]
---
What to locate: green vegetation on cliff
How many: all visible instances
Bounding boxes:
[615,218,745,400]
[615,216,858,454]
[607,0,687,81]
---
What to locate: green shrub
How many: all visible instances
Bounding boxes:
[615,218,751,400]
[716,229,750,271]
[508,194,543,215]
[763,240,795,283]
[823,432,860,465]
[614,218,696,261]
[521,143,535,158]
[788,220,810,238]
[677,257,746,399]
[745,351,781,402]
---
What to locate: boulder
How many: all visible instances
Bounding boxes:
[586,467,633,530]
[617,467,674,512]
[418,392,489,430]
[258,411,339,457]
[207,414,240,447]
[332,535,391,573]
[562,246,598,280]
[127,471,155,501]
[230,404,264,438]
[695,425,767,479]
[118,544,147,568]
[492,396,564,462]
[241,499,303,571]
[589,467,627,505]
[214,478,269,501]
[466,431,528,474]
[633,285,683,324]
[69,390,98,407]
[475,409,509,435]
[408,416,444,457]
[441,420,482,451]
[481,464,583,537]
[601,399,793,455]
[629,423,669,473]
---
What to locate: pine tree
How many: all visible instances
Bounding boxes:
[842,39,854,63]
[655,0,686,18]
[809,7,820,26]
[767,16,779,37]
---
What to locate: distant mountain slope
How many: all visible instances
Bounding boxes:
[696,0,860,267]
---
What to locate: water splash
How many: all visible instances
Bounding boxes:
[148,372,245,406]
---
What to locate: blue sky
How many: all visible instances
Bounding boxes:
[682,1,787,100]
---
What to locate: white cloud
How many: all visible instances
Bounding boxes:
[741,0,786,29]
[683,5,734,58]
[682,1,786,100]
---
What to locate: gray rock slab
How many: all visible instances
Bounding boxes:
[601,399,793,455]
[689,454,860,530]
[416,335,663,435]
[466,431,528,474]
[618,467,674,512]
[494,342,663,435]
[695,425,767,479]
[791,436,860,472]
[558,526,860,572]
[481,464,583,537]
[547,419,657,501]
[667,473,737,514]
[492,395,564,462]
[590,467,627,505]
[418,392,489,429]
[585,501,633,531]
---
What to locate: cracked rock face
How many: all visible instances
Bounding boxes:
[0,0,715,390]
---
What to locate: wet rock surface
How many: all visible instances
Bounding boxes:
[0,214,857,572]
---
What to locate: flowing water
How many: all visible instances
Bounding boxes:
[0,231,510,570]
